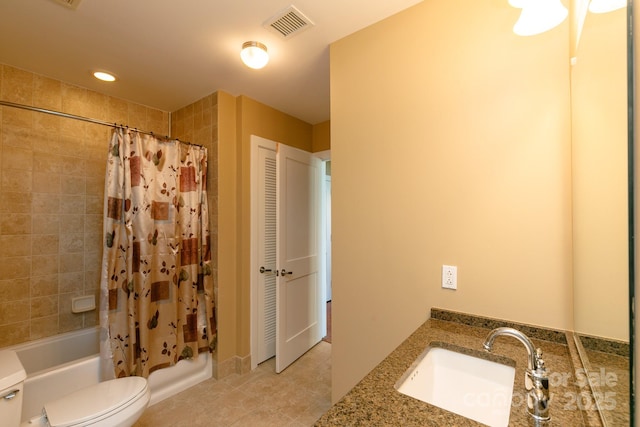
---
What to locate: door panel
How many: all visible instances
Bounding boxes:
[276,144,322,373]
[256,144,277,364]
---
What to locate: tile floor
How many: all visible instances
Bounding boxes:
[134,341,332,427]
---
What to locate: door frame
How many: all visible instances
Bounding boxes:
[250,137,330,370]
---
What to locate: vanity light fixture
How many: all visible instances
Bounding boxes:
[509,0,568,36]
[588,0,626,13]
[241,41,269,69]
[93,71,117,82]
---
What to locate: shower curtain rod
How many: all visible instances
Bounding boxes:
[0,100,192,144]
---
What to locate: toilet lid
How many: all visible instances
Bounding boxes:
[45,377,148,427]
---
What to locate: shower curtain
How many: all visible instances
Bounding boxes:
[99,128,216,379]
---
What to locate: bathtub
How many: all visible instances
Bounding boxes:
[6,327,212,423]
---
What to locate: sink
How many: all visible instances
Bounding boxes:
[395,342,516,427]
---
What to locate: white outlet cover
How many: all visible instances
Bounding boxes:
[442,265,457,290]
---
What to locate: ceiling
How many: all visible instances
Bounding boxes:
[0,0,423,124]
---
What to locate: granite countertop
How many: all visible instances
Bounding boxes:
[315,316,592,427]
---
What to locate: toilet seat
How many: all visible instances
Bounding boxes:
[44,377,149,427]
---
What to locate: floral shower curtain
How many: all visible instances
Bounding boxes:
[99,128,216,379]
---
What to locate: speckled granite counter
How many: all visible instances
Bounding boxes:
[316,311,593,426]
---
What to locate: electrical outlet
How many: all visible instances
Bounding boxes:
[442,265,457,290]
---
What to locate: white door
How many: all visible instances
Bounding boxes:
[275,143,323,373]
[253,139,277,365]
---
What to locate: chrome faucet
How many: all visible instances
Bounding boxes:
[483,327,550,423]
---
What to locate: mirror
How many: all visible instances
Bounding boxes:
[570,2,631,426]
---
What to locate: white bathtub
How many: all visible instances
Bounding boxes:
[6,327,212,424]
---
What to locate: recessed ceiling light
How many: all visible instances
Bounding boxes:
[93,71,117,82]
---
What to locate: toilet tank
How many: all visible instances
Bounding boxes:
[0,350,27,427]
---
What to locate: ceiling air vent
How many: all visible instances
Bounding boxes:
[264,5,314,39]
[50,0,82,9]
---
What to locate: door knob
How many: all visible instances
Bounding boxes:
[280,269,293,276]
[259,266,272,274]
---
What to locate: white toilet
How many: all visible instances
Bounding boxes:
[0,350,150,427]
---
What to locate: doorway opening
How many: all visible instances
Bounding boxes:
[250,136,331,371]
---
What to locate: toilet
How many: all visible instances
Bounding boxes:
[0,350,150,427]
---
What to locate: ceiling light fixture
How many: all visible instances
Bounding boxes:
[509,0,568,36]
[93,71,117,82]
[241,41,269,69]
[588,0,626,13]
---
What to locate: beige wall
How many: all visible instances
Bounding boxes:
[330,0,572,401]
[216,91,239,372]
[571,8,627,341]
[312,120,331,153]
[0,64,169,347]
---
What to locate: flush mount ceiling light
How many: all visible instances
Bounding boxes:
[241,41,269,69]
[93,71,117,82]
[509,0,568,36]
[588,0,626,13]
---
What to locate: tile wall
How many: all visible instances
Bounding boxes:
[0,64,170,347]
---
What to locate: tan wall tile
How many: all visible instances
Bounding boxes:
[106,97,128,125]
[31,129,60,155]
[31,295,58,318]
[32,254,59,276]
[83,214,101,234]
[1,66,33,104]
[3,144,33,170]
[58,132,84,155]
[84,232,101,254]
[59,272,83,294]
[33,74,62,111]
[59,253,84,273]
[33,152,62,174]
[59,307,83,332]
[59,214,84,234]
[0,321,29,347]
[32,193,60,214]
[61,83,88,116]
[85,159,105,178]
[60,156,85,175]
[85,196,102,214]
[60,233,83,253]
[0,235,31,256]
[0,278,29,302]
[2,169,32,193]
[32,234,59,255]
[31,274,58,297]
[33,113,62,134]
[0,299,29,324]
[60,194,85,214]
[0,213,31,234]
[84,268,100,291]
[30,315,58,340]
[2,109,33,130]
[60,175,85,194]
[0,256,31,280]
[32,214,60,234]
[32,171,61,193]
[0,192,32,213]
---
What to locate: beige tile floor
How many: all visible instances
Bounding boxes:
[134,341,332,427]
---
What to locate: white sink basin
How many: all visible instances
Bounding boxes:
[395,343,516,427]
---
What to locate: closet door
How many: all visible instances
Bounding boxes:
[254,139,277,364]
